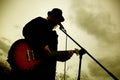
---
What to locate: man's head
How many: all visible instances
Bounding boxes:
[47,8,64,26]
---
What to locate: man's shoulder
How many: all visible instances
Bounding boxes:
[26,16,47,26]
[33,16,47,22]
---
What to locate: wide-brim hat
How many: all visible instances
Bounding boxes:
[48,8,65,22]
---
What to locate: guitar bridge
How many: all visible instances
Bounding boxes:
[26,50,35,62]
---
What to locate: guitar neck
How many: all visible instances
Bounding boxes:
[50,49,79,57]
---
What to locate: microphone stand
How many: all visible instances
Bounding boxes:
[59,26,119,80]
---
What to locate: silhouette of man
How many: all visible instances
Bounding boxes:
[8,8,74,80]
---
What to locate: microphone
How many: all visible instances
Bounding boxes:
[58,23,66,32]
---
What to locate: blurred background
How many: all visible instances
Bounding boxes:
[0,0,120,79]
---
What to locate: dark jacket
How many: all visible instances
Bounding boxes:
[8,17,70,80]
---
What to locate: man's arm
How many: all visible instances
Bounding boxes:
[43,45,74,61]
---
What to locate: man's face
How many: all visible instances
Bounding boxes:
[47,15,61,26]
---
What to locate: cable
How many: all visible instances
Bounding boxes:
[64,30,67,80]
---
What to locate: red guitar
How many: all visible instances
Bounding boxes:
[8,39,40,70]
[8,39,80,70]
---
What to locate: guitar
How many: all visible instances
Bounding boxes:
[8,39,79,70]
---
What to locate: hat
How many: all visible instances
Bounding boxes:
[48,8,64,22]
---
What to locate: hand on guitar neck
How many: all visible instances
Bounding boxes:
[44,45,85,58]
[8,39,86,70]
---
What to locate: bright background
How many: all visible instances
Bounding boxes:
[0,0,120,79]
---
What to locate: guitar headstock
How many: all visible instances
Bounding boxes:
[73,48,80,55]
[73,48,87,56]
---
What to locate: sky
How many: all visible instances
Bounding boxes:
[0,0,120,80]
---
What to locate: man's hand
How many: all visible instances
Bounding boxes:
[67,50,74,58]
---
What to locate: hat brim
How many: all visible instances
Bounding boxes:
[48,11,64,22]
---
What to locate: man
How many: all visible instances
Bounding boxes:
[22,8,74,80]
